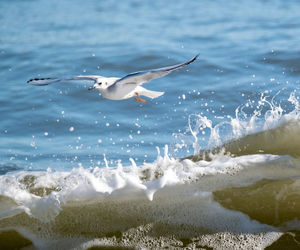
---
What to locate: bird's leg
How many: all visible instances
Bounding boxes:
[133,92,146,103]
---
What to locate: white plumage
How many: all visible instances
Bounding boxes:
[28,55,198,103]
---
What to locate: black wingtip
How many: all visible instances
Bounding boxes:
[191,54,199,62]
[27,77,53,85]
[27,78,40,84]
[27,78,41,84]
[184,54,199,66]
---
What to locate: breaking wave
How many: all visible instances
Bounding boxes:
[1,92,300,249]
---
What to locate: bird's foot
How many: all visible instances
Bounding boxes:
[134,97,147,103]
[133,93,146,103]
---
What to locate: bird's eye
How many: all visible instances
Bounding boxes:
[98,82,102,85]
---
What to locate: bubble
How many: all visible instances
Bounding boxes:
[69,127,74,132]
[98,139,102,143]
[44,132,48,136]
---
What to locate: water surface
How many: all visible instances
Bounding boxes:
[1,0,300,249]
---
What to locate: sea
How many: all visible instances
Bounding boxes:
[1,0,300,249]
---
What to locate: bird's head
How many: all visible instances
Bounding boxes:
[88,77,111,90]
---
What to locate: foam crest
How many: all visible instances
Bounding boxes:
[1,152,297,249]
[0,146,295,222]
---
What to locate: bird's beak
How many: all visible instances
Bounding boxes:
[88,86,95,90]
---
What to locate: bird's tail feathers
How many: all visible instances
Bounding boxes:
[138,87,164,99]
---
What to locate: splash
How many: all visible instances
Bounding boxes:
[174,91,300,159]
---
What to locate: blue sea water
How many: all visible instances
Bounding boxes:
[1,0,300,248]
[1,0,299,171]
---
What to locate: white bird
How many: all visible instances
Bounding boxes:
[28,55,198,103]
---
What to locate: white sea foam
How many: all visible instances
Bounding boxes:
[1,150,293,249]
[0,144,299,223]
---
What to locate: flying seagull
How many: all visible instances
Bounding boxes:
[28,55,198,103]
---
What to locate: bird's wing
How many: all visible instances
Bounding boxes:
[27,75,100,86]
[112,55,198,87]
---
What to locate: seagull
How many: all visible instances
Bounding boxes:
[28,55,198,103]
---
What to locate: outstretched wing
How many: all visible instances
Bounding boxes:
[113,55,198,87]
[27,75,100,86]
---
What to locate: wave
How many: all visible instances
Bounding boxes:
[182,91,300,161]
[1,92,300,248]
[186,119,300,161]
[0,149,300,248]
